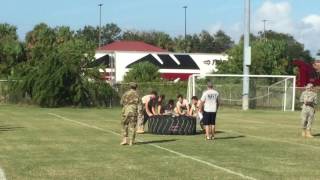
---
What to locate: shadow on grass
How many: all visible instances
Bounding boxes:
[215,135,245,140]
[313,133,320,137]
[196,130,224,135]
[0,125,24,132]
[136,139,177,145]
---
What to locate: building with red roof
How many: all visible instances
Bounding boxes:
[97,40,168,52]
[94,40,228,83]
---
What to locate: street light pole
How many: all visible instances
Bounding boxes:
[183,6,188,39]
[98,3,103,47]
[183,6,187,52]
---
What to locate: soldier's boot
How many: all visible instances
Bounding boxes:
[120,137,128,145]
[302,129,306,137]
[136,126,145,134]
[129,139,135,146]
[305,130,314,138]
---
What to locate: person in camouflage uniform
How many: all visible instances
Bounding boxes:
[300,83,317,138]
[120,82,140,145]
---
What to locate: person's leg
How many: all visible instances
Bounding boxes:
[209,125,213,139]
[129,116,137,145]
[211,113,217,139]
[205,125,210,140]
[203,112,210,140]
[306,109,315,138]
[121,115,129,145]
[301,110,308,137]
[136,104,144,133]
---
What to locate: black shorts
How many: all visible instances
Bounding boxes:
[203,111,216,125]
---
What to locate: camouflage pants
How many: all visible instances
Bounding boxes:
[301,107,315,130]
[137,104,145,129]
[121,115,137,140]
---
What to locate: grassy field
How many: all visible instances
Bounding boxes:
[0,105,319,180]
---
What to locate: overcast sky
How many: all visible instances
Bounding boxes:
[1,0,320,55]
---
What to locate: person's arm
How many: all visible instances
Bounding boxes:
[199,92,206,113]
[186,100,190,114]
[176,102,182,115]
[188,105,193,116]
[145,99,153,116]
[157,105,162,115]
[120,92,126,106]
[216,97,220,111]
[198,100,204,113]
[300,92,305,103]
[152,106,157,115]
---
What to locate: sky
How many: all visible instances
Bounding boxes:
[1,0,320,55]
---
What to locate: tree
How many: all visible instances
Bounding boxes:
[262,31,312,61]
[213,30,234,53]
[13,24,114,107]
[76,23,121,47]
[219,38,288,75]
[0,23,24,77]
[100,23,121,45]
[198,30,215,53]
[76,25,99,45]
[121,30,174,51]
[123,62,161,82]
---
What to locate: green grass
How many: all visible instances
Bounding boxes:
[0,105,319,180]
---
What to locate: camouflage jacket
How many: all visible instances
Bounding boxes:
[120,89,140,116]
[300,90,317,108]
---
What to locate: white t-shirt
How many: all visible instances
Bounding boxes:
[142,95,152,104]
[200,89,219,112]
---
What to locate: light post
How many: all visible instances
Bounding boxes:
[183,6,187,40]
[98,3,103,47]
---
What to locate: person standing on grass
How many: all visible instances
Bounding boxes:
[300,83,317,138]
[199,82,219,140]
[120,82,140,146]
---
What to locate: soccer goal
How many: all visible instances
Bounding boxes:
[187,74,296,111]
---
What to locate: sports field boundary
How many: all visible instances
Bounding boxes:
[48,113,257,180]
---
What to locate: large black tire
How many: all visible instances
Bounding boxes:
[148,115,196,135]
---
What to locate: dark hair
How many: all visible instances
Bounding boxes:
[159,94,165,100]
[130,85,137,90]
[177,94,183,99]
[151,90,158,96]
[168,99,174,105]
[191,96,198,101]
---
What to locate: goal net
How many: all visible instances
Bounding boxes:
[187,74,296,111]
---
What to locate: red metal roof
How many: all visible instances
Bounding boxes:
[98,41,168,52]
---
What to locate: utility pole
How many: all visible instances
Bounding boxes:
[98,3,103,47]
[243,0,251,110]
[183,6,187,40]
[262,19,269,40]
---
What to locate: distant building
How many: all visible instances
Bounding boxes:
[95,40,228,83]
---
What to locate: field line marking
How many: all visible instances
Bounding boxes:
[0,167,6,180]
[221,115,320,131]
[221,129,320,150]
[48,113,257,180]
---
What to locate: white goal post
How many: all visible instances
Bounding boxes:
[187,74,296,111]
